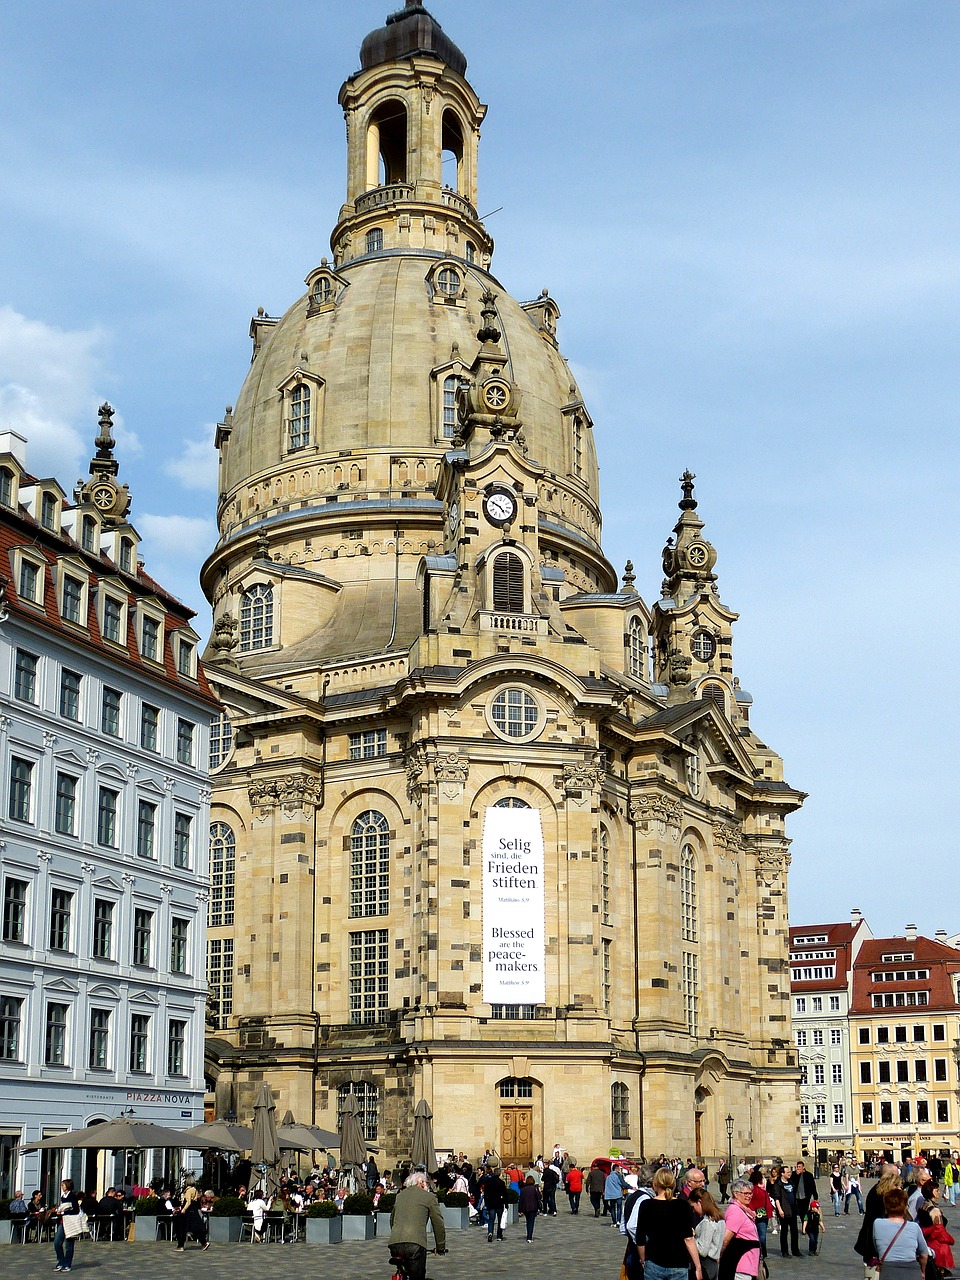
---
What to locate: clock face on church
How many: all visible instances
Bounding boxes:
[483,488,517,526]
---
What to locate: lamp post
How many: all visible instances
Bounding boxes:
[725,1113,735,1180]
[811,1119,820,1175]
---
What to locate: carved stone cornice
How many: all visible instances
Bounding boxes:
[557,755,604,801]
[712,820,744,855]
[248,772,323,811]
[755,840,792,887]
[630,793,683,840]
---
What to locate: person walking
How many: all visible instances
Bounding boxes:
[635,1168,703,1280]
[719,1179,762,1280]
[480,1166,507,1242]
[51,1178,81,1273]
[802,1198,823,1255]
[605,1164,629,1227]
[844,1161,864,1214]
[768,1164,800,1258]
[830,1164,844,1215]
[566,1163,583,1214]
[717,1161,731,1204]
[542,1160,560,1215]
[518,1175,542,1243]
[587,1163,607,1216]
[746,1167,774,1261]
[388,1171,446,1280]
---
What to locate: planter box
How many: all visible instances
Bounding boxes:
[341,1214,375,1241]
[440,1205,470,1231]
[305,1216,342,1244]
[207,1217,243,1244]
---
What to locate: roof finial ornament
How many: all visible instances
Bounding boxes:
[95,402,117,463]
[679,469,697,511]
[621,560,637,595]
[477,289,502,346]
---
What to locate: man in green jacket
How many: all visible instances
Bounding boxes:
[389,1172,446,1280]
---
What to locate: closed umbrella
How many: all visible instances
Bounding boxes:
[277,1122,337,1151]
[250,1083,281,1198]
[410,1099,436,1172]
[337,1094,367,1167]
[19,1118,221,1152]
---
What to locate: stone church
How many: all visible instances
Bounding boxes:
[202,1,804,1164]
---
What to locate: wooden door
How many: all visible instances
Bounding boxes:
[499,1107,533,1164]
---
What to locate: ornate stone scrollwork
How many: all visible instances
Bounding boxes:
[630,794,683,840]
[755,841,792,887]
[248,773,323,811]
[557,754,604,801]
[712,820,744,855]
[434,753,468,784]
[404,745,425,805]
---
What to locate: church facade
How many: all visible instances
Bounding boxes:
[202,2,804,1165]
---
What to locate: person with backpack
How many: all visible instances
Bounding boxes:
[622,1168,654,1280]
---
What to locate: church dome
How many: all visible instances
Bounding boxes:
[359,2,467,77]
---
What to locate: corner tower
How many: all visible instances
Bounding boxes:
[202,5,804,1170]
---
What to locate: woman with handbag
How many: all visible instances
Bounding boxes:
[872,1188,930,1278]
[52,1178,81,1273]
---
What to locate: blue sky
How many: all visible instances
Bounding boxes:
[2,1,958,936]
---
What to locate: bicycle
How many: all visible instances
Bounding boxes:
[388,1243,446,1280]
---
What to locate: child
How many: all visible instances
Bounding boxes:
[802,1198,823,1255]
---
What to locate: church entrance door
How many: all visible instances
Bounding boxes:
[499,1106,533,1164]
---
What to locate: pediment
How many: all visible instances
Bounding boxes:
[87,982,119,999]
[639,699,755,781]
[43,977,79,995]
[52,749,87,770]
[137,778,166,798]
[97,763,127,783]
[128,990,160,1007]
[92,876,122,892]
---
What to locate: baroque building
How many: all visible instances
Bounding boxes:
[0,418,216,1199]
[202,2,804,1164]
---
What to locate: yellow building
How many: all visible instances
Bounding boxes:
[201,2,804,1165]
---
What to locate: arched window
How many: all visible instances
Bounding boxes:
[600,824,611,926]
[441,109,464,192]
[209,711,234,771]
[209,823,236,927]
[572,415,584,479]
[350,810,390,918]
[611,1082,630,1139]
[628,616,645,680]
[702,683,725,713]
[465,241,476,264]
[338,1081,379,1142]
[492,551,524,612]
[367,100,407,187]
[498,1077,534,1096]
[493,797,530,809]
[288,384,311,451]
[680,844,698,943]
[240,584,273,651]
[312,276,333,304]
[442,375,459,438]
[366,228,383,254]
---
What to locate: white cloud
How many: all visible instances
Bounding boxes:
[164,431,219,491]
[0,305,107,478]
[136,512,217,558]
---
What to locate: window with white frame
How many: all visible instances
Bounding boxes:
[49,888,72,951]
[61,573,85,625]
[209,711,233,770]
[176,638,196,678]
[14,649,38,703]
[0,467,14,507]
[812,996,823,1011]
[170,917,188,974]
[176,718,194,766]
[602,938,611,1014]
[366,228,383,254]
[101,687,122,737]
[209,823,236,927]
[92,899,114,959]
[813,1029,823,1045]
[832,1063,843,1083]
[97,787,118,847]
[8,757,34,824]
[59,669,81,721]
[40,491,58,530]
[338,1081,378,1142]
[815,1103,826,1124]
[288,383,311,451]
[207,938,234,1030]
[45,1002,68,1066]
[102,594,124,644]
[80,515,97,551]
[88,1008,111,1069]
[830,1028,842,1044]
[133,908,153,966]
[628,616,646,680]
[681,951,699,1037]
[490,687,539,738]
[239,583,273,651]
[174,813,192,869]
[2,878,27,943]
[442,374,460,438]
[813,1064,825,1084]
[54,773,77,836]
[137,801,157,860]
[140,704,159,752]
[349,811,390,918]
[349,929,389,1024]
[0,997,23,1061]
[680,844,698,943]
[349,729,387,760]
[829,995,841,1011]
[129,1013,150,1073]
[18,555,43,604]
[167,1019,186,1075]
[796,1029,807,1046]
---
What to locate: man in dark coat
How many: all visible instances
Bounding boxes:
[388,1172,445,1280]
[790,1160,818,1227]
[479,1167,507,1241]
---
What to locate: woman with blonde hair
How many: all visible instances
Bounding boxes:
[855,1163,903,1263]
[635,1168,702,1280]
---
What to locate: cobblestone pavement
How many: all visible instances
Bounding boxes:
[2,1202,875,1280]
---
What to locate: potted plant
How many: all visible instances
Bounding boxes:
[207,1194,246,1244]
[304,1200,342,1244]
[374,1191,396,1222]
[438,1189,470,1230]
[341,1191,375,1241]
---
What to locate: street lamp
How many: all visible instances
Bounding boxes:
[725,1114,735,1179]
[811,1119,820,1174]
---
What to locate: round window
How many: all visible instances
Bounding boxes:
[490,688,540,740]
[437,267,461,296]
[493,797,531,809]
[692,631,716,662]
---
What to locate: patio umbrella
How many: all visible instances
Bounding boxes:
[250,1083,282,1197]
[410,1099,436,1171]
[277,1122,337,1151]
[337,1094,367,1167]
[19,1117,222,1153]
[181,1120,253,1153]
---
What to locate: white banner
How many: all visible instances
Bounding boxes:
[482,806,545,1005]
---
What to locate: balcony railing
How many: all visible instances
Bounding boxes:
[355,184,414,214]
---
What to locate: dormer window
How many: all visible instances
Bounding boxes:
[80,515,97,552]
[40,492,58,531]
[140,612,161,662]
[102,593,125,644]
[437,267,461,297]
[313,277,332,304]
[18,555,43,606]
[177,637,196,678]
[60,573,86,626]
[628,616,646,680]
[0,468,14,507]
[442,375,461,438]
[427,260,466,305]
[288,384,311,451]
[118,537,135,573]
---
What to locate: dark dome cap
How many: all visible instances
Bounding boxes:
[360,2,467,76]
